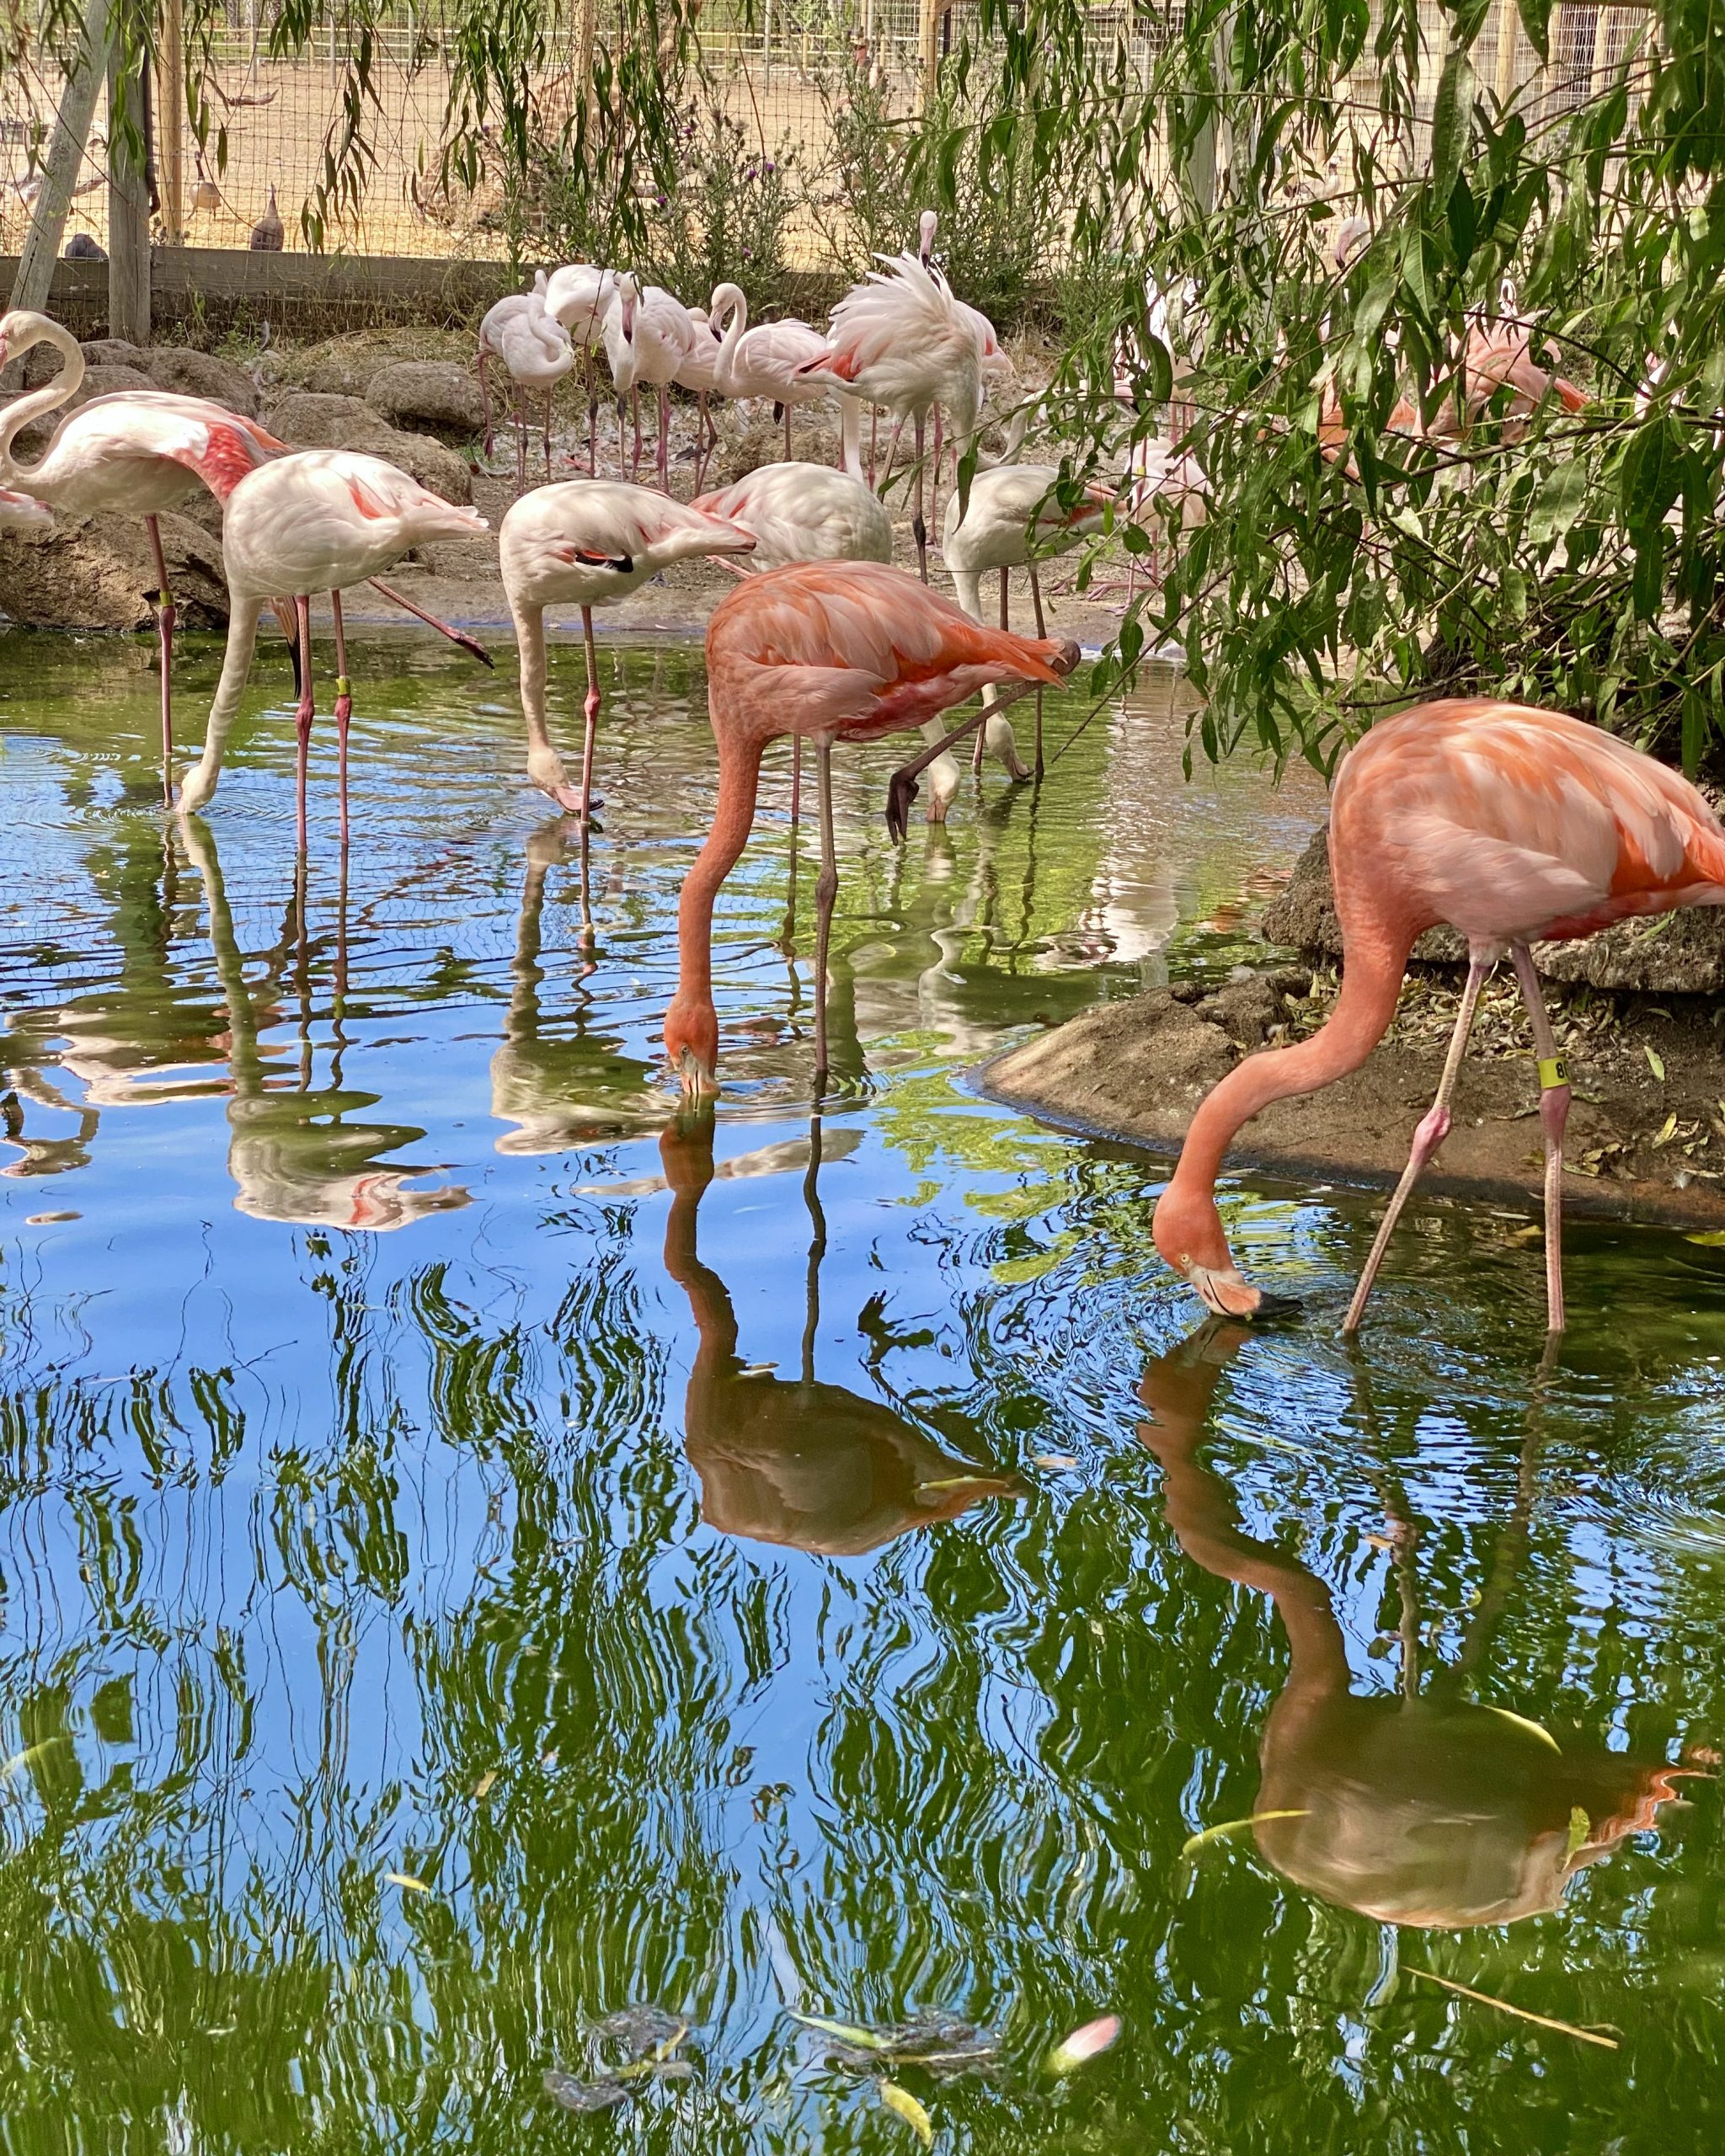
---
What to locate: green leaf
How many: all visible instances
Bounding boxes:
[1180,1809,1311,1859]
[1566,1806,1592,1860]
[1646,1044,1666,1081]
[879,2081,933,2147]
[1684,1230,1725,1246]
[791,2013,892,2052]
[1429,42,1477,207]
[1516,0,1552,65]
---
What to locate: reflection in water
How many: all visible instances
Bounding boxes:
[182,818,470,1228]
[489,818,659,1152]
[1140,1324,1690,1928]
[660,1113,1022,1554]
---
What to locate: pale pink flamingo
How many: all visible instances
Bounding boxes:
[542,262,618,475]
[941,461,1114,778]
[690,462,891,571]
[664,560,1078,1091]
[1441,320,1588,439]
[499,479,755,823]
[0,483,50,530]
[797,254,984,582]
[177,450,488,843]
[0,307,287,799]
[672,304,728,490]
[707,284,842,463]
[601,275,697,489]
[477,272,575,485]
[1151,699,1725,1335]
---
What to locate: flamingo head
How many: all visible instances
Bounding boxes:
[615,272,641,343]
[665,991,720,1097]
[0,308,56,371]
[1151,1182,1291,1319]
[918,208,938,265]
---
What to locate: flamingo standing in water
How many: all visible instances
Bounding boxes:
[1151,699,1725,1336]
[798,254,983,581]
[499,479,755,822]
[0,308,287,799]
[177,450,489,842]
[663,559,1078,1091]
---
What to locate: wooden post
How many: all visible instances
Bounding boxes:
[919,0,940,111]
[106,40,151,343]
[1494,0,1519,102]
[160,0,186,245]
[7,0,117,328]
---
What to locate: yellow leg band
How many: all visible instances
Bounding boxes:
[1537,1054,1568,1091]
[335,676,351,696]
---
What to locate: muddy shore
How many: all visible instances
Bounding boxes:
[984,831,1725,1230]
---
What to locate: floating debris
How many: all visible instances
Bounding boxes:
[1045,2014,1121,2075]
[23,1211,78,1225]
[791,2011,894,2053]
[1406,1967,1619,2049]
[879,2079,934,2147]
[1180,1810,1310,1859]
[591,2003,689,2052]
[543,2069,630,2112]
[384,1872,431,1894]
[1482,1705,1561,1753]
[1030,1454,1081,1470]
[792,2009,999,2079]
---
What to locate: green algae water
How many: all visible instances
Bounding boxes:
[0,622,1722,2151]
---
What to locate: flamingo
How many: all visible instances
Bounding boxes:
[477,282,575,489]
[797,253,984,582]
[672,304,728,490]
[0,307,288,800]
[690,461,891,571]
[941,462,1114,779]
[542,262,617,475]
[1151,698,1725,1337]
[707,284,841,463]
[602,274,697,489]
[663,559,1078,1092]
[177,450,489,842]
[0,484,50,530]
[499,479,755,822]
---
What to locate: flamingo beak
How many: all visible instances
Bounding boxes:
[1188,1262,1300,1321]
[676,1045,718,1098]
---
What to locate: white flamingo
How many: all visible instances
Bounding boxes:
[673,305,729,489]
[707,284,842,463]
[178,451,489,841]
[602,275,697,489]
[543,262,618,475]
[478,282,575,489]
[499,479,754,821]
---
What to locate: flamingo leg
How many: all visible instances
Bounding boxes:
[868,406,879,488]
[585,348,598,475]
[331,588,352,847]
[631,389,643,479]
[293,595,314,852]
[1511,941,1571,1332]
[479,350,494,458]
[812,739,836,1090]
[912,413,928,583]
[364,580,493,668]
[576,605,604,829]
[695,391,711,489]
[543,386,554,478]
[146,513,175,808]
[789,732,802,831]
[515,384,526,494]
[1343,953,1491,1333]
[1028,560,1048,777]
[658,386,672,490]
[783,398,793,462]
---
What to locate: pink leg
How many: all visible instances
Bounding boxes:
[1343,953,1490,1332]
[868,406,879,488]
[789,733,802,830]
[515,386,526,494]
[912,413,928,583]
[585,349,598,476]
[1511,941,1571,1331]
[1028,559,1047,777]
[479,350,494,458]
[632,389,643,479]
[146,513,174,808]
[364,579,492,668]
[577,605,603,827]
[293,595,314,852]
[784,400,793,461]
[658,386,671,491]
[331,588,352,847]
[543,387,554,478]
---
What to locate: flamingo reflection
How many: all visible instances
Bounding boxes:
[1140,1324,1694,1927]
[660,1113,1022,1555]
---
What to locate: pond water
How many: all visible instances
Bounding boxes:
[0,622,1722,2152]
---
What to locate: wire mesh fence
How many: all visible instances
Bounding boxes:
[0,3,1657,269]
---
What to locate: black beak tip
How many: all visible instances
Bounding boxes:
[1249,1291,1302,1322]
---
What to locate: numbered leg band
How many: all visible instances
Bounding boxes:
[1537,1055,1568,1091]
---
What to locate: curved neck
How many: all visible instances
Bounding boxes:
[0,318,83,483]
[673,726,765,1033]
[837,393,862,478]
[512,595,547,739]
[1171,931,1409,1218]
[712,288,747,384]
[949,563,984,622]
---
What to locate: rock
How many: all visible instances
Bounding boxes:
[1258,821,1725,995]
[267,391,473,504]
[8,364,159,456]
[0,510,227,631]
[146,347,259,417]
[298,346,388,398]
[20,337,147,388]
[1198,974,1284,1050]
[365,360,485,443]
[985,990,1238,1139]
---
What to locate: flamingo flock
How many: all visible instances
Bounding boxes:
[5,220,1702,1348]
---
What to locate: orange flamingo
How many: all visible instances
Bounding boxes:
[1152,699,1725,1335]
[664,559,1078,1092]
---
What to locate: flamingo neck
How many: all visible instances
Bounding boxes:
[712,286,748,390]
[0,317,83,484]
[666,722,766,1076]
[1162,929,1410,1269]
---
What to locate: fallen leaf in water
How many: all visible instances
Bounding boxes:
[1030,1454,1080,1470]
[473,1769,497,1800]
[543,2068,629,2111]
[1045,2013,1121,2074]
[1365,1533,1393,1550]
[1482,1705,1562,1753]
[1565,1806,1592,1860]
[916,1476,1002,1496]
[879,2079,933,2146]
[1685,1230,1725,1246]
[791,2011,893,2052]
[384,1872,430,1894]
[1180,1810,1311,1859]
[1406,1967,1618,2048]
[1646,1044,1666,1081]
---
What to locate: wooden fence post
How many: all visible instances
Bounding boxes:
[160,0,186,246]
[919,0,941,112]
[106,40,152,343]
[7,0,117,330]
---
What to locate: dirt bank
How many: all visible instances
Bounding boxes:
[983,938,1725,1232]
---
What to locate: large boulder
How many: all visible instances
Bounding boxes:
[1261,823,1725,993]
[147,347,259,418]
[19,337,147,389]
[0,510,227,631]
[297,346,389,398]
[366,360,485,444]
[265,390,473,504]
